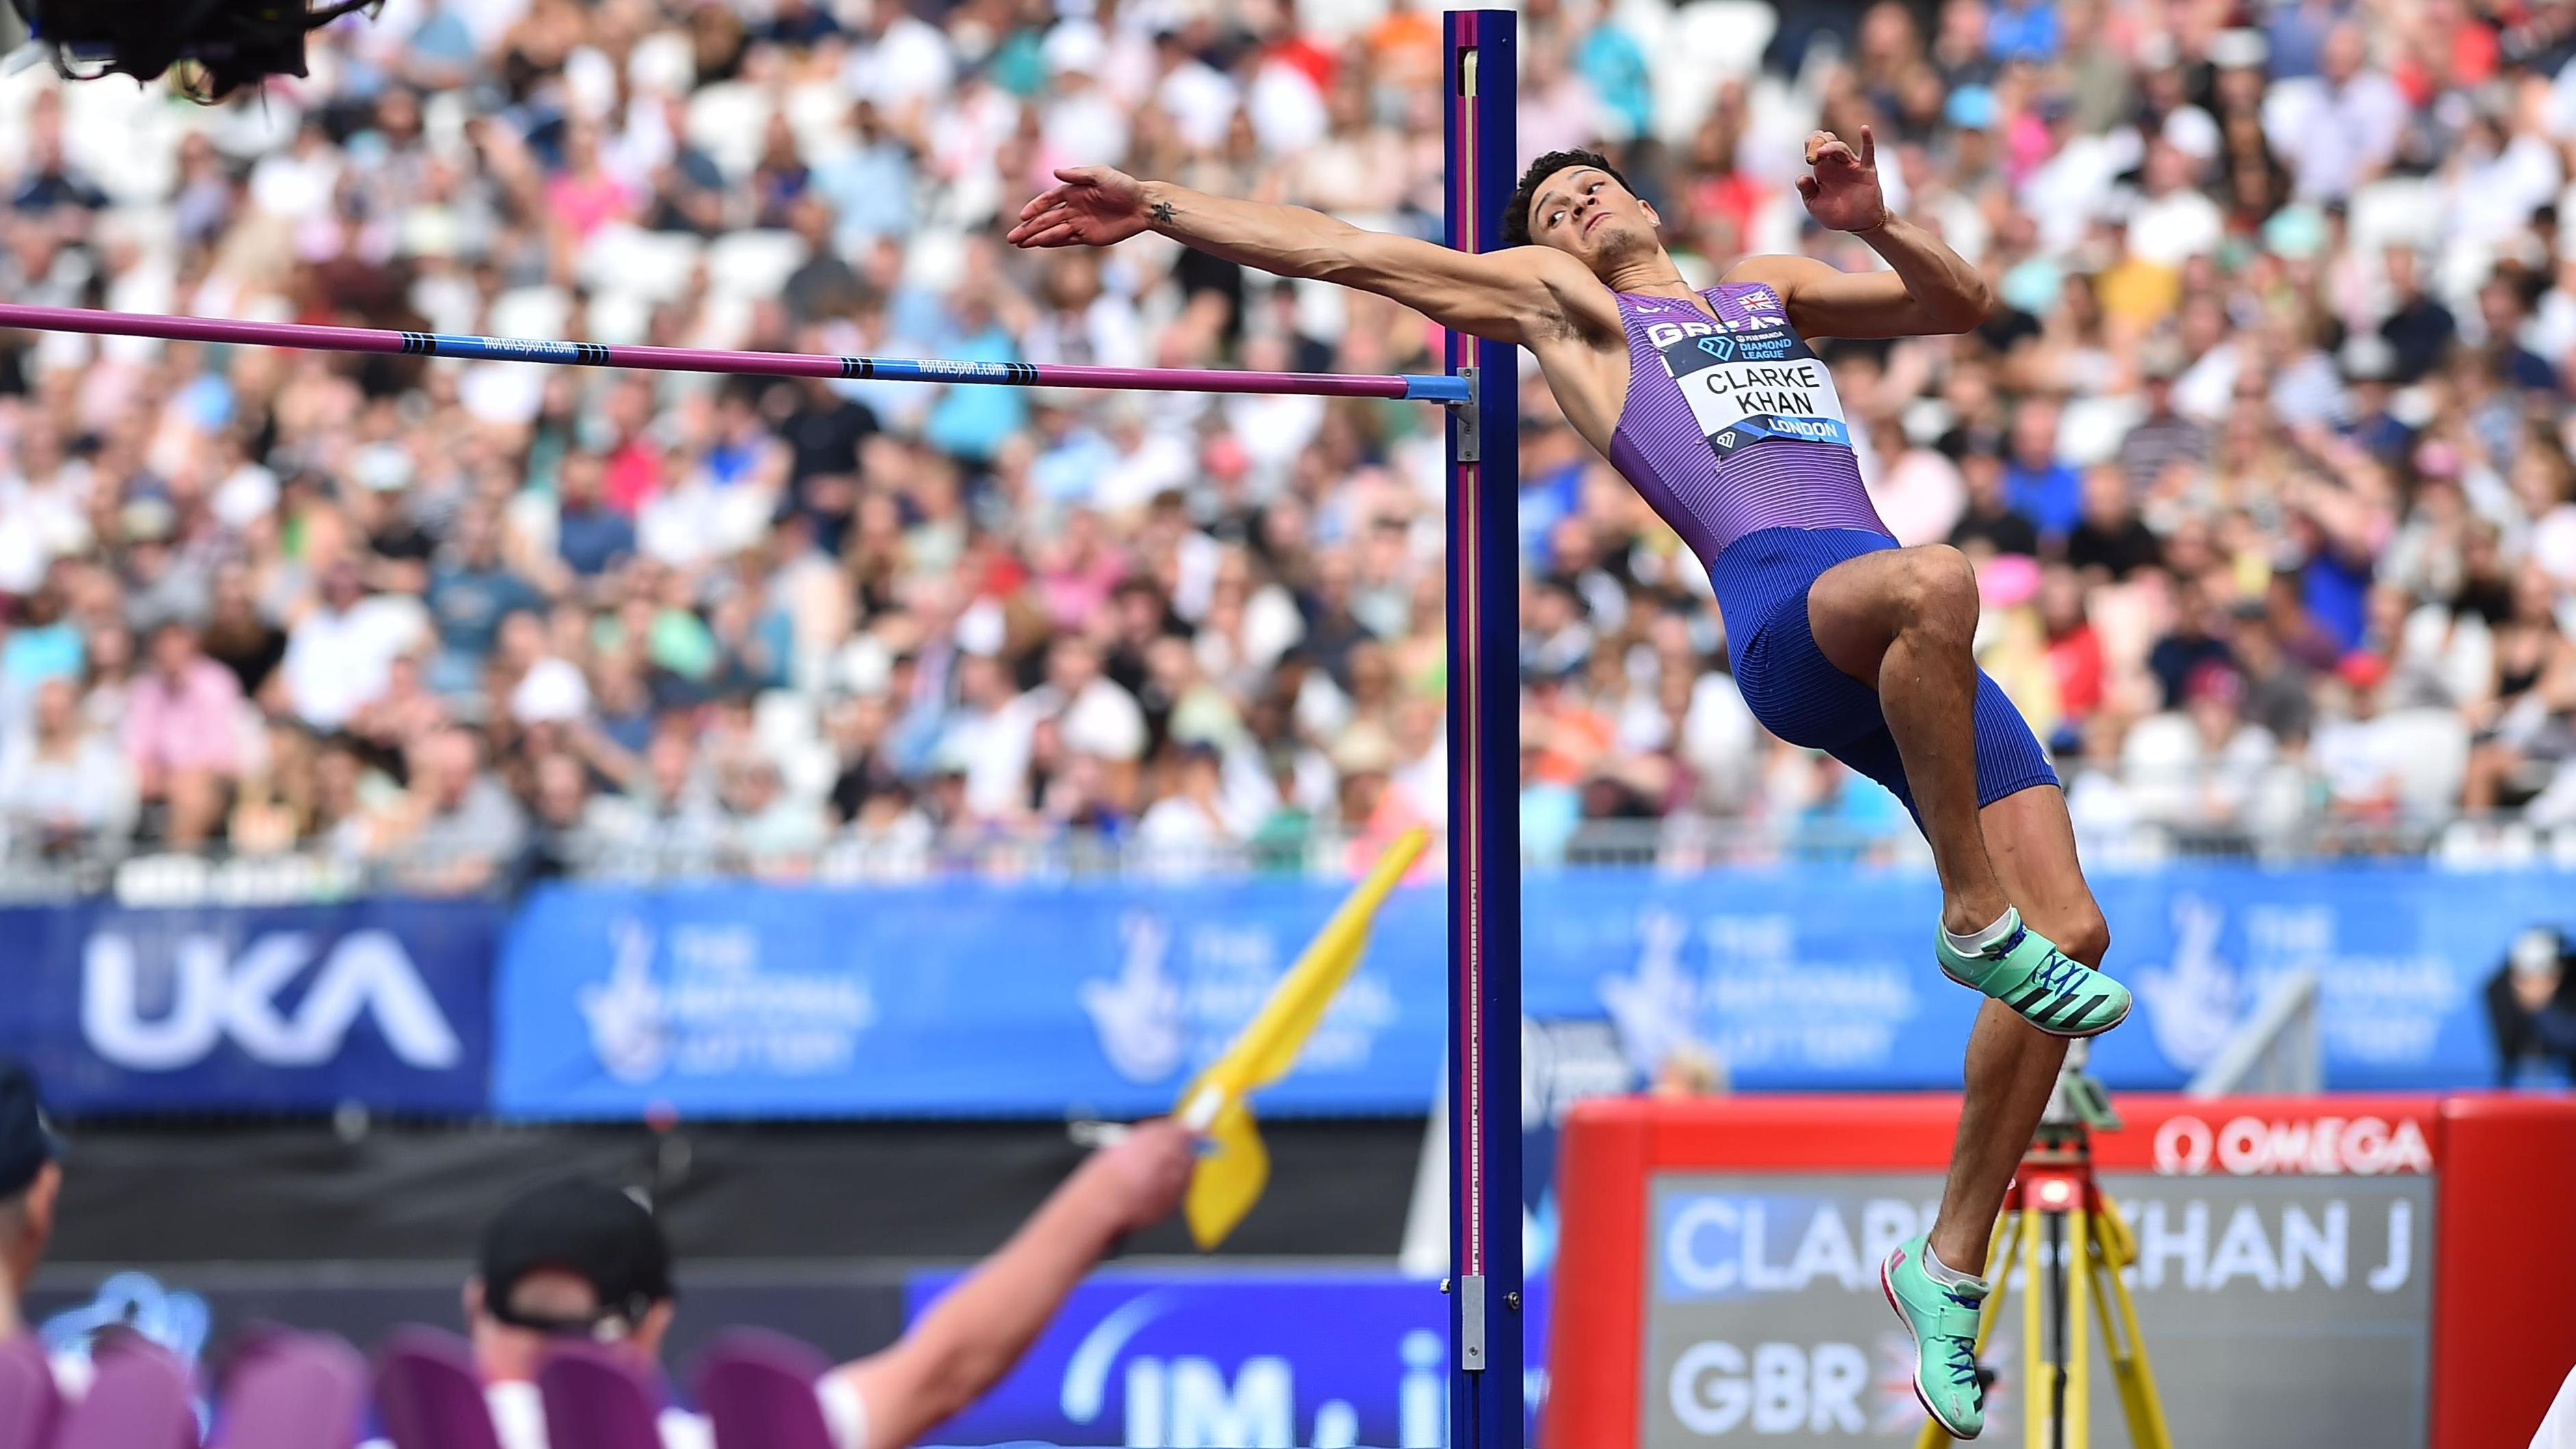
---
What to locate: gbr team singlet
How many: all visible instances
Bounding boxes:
[1601,280,2056,817]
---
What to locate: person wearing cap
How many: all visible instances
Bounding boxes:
[2488,927,2576,1087]
[0,1059,65,1342]
[455,1120,1195,1449]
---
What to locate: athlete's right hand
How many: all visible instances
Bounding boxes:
[1007,166,1150,249]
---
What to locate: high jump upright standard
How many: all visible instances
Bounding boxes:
[1443,13,1524,1449]
[0,18,1529,1439]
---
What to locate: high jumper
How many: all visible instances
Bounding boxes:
[1009,126,2133,1439]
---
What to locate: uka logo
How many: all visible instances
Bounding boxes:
[82,930,461,1071]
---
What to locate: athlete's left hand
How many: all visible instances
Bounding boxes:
[1798,127,1890,234]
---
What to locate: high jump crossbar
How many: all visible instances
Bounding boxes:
[0,301,1472,403]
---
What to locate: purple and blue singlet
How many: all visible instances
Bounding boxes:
[1602,280,2056,816]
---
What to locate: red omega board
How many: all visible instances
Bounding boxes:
[1545,1093,2576,1448]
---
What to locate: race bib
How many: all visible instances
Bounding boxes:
[1656,323,1853,457]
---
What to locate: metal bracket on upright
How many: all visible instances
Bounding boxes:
[1451,365,1481,463]
[1459,1273,1487,1370]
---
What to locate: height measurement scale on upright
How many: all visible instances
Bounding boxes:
[1443,14,1523,1449]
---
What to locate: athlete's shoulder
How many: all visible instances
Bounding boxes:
[1720,252,1834,294]
[1504,245,1621,342]
[1485,240,1592,278]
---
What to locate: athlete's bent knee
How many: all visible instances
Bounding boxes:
[1893,545,1979,633]
[2048,904,2111,968]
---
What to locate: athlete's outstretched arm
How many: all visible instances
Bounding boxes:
[831,1120,1196,1449]
[1728,127,1993,339]
[1008,166,1609,347]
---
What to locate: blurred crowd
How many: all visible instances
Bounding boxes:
[1,0,2575,891]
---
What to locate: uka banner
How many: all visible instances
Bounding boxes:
[0,897,498,1114]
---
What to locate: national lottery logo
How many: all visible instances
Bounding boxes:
[1080,911,1398,1087]
[579,919,877,1083]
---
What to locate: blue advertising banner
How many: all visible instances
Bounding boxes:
[494,880,1445,1118]
[1523,864,2543,1094]
[0,898,498,1115]
[494,867,2565,1118]
[904,1268,1548,1448]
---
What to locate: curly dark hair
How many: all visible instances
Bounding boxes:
[1502,148,1633,248]
[13,0,379,98]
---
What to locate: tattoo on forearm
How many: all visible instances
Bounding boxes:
[1149,199,1176,226]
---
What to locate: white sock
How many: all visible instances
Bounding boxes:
[1921,1243,1988,1292]
[1943,907,2020,958]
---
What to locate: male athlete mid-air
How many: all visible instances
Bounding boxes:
[1011,130,2128,1438]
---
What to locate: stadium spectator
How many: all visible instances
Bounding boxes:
[0,0,2573,881]
[2489,926,2576,1085]
[375,725,527,893]
[2378,247,2458,384]
[2063,465,2163,581]
[2002,400,2082,542]
[0,677,133,860]
[450,1122,1194,1449]
[1949,435,2040,560]
[0,1059,62,1340]
[282,564,424,735]
[123,620,246,847]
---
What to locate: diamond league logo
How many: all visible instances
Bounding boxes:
[1697,335,1737,362]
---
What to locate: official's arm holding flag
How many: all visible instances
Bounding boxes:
[1177,828,1433,1248]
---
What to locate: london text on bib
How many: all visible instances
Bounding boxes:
[1655,323,1854,458]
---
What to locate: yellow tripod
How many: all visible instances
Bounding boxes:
[1914,1052,2173,1449]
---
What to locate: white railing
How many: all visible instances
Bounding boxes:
[5,808,2573,907]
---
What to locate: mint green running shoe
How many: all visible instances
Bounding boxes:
[1936,908,2130,1038]
[1880,1233,1988,1439]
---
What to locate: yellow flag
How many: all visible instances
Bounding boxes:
[1180,828,1431,1249]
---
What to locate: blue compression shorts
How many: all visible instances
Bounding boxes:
[1708,526,2058,822]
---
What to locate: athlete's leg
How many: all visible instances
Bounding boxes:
[1805,544,2010,934]
[1925,783,2109,1273]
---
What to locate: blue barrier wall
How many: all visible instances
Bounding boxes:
[491,865,2563,1118]
[1,867,2552,1117]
